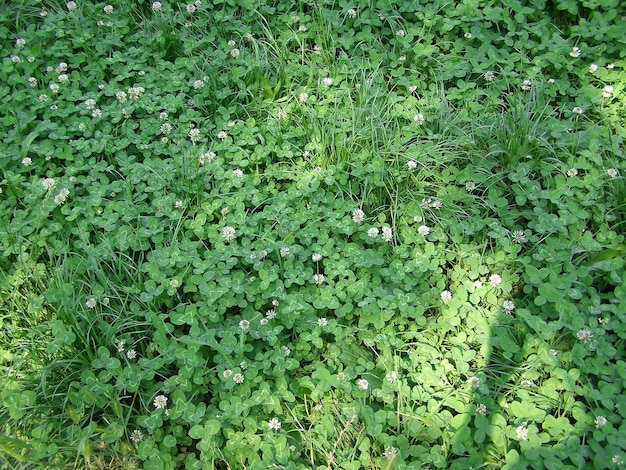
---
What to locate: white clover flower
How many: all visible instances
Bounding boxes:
[569,46,581,58]
[91,109,102,118]
[352,208,365,224]
[484,71,495,81]
[572,106,584,114]
[409,84,418,93]
[385,371,399,383]
[441,290,452,304]
[188,128,200,143]
[38,94,48,102]
[169,279,179,288]
[260,318,268,325]
[323,77,333,86]
[266,309,276,319]
[282,345,291,356]
[42,178,56,191]
[468,376,481,388]
[367,227,379,238]
[129,429,143,443]
[233,373,244,384]
[54,188,69,205]
[84,98,96,110]
[223,369,232,378]
[104,5,113,14]
[268,418,281,431]
[160,122,172,135]
[357,378,369,390]
[174,200,183,209]
[407,160,417,170]
[15,38,26,48]
[313,274,325,285]
[417,225,430,236]
[595,416,608,429]
[337,372,346,381]
[298,25,307,32]
[503,300,515,313]
[299,92,309,102]
[317,317,328,327]
[313,44,322,54]
[115,339,125,352]
[198,151,215,165]
[276,109,287,120]
[396,29,405,37]
[602,85,614,98]
[230,48,240,58]
[464,32,472,38]
[589,63,598,73]
[85,297,97,309]
[221,226,236,242]
[567,168,578,177]
[489,274,502,287]
[21,157,32,166]
[607,168,619,178]
[280,246,290,257]
[152,1,162,11]
[128,86,145,100]
[381,226,393,242]
[577,329,594,343]
[126,349,137,359]
[475,404,487,416]
[516,422,529,441]
[159,111,168,120]
[57,74,70,83]
[153,395,168,409]
[612,455,624,465]
[239,319,250,330]
[548,78,555,84]
[607,63,615,69]
[66,1,77,11]
[521,79,532,91]
[217,130,228,140]
[413,113,425,124]
[232,168,243,177]
[116,91,127,103]
[347,8,357,18]
[312,253,322,262]
[49,83,60,93]
[193,79,204,89]
[186,4,196,13]
[383,446,399,458]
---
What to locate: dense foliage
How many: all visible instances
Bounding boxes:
[1,0,625,468]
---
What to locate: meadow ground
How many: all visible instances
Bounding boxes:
[1,1,625,469]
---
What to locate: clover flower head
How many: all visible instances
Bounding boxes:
[153,395,168,409]
[352,208,365,223]
[381,226,393,242]
[268,418,281,431]
[569,46,581,58]
[516,422,529,441]
[468,376,481,388]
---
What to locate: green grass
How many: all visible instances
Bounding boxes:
[1,0,625,469]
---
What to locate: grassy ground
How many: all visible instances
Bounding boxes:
[1,1,625,469]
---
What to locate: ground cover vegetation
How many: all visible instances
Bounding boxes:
[1,0,625,468]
